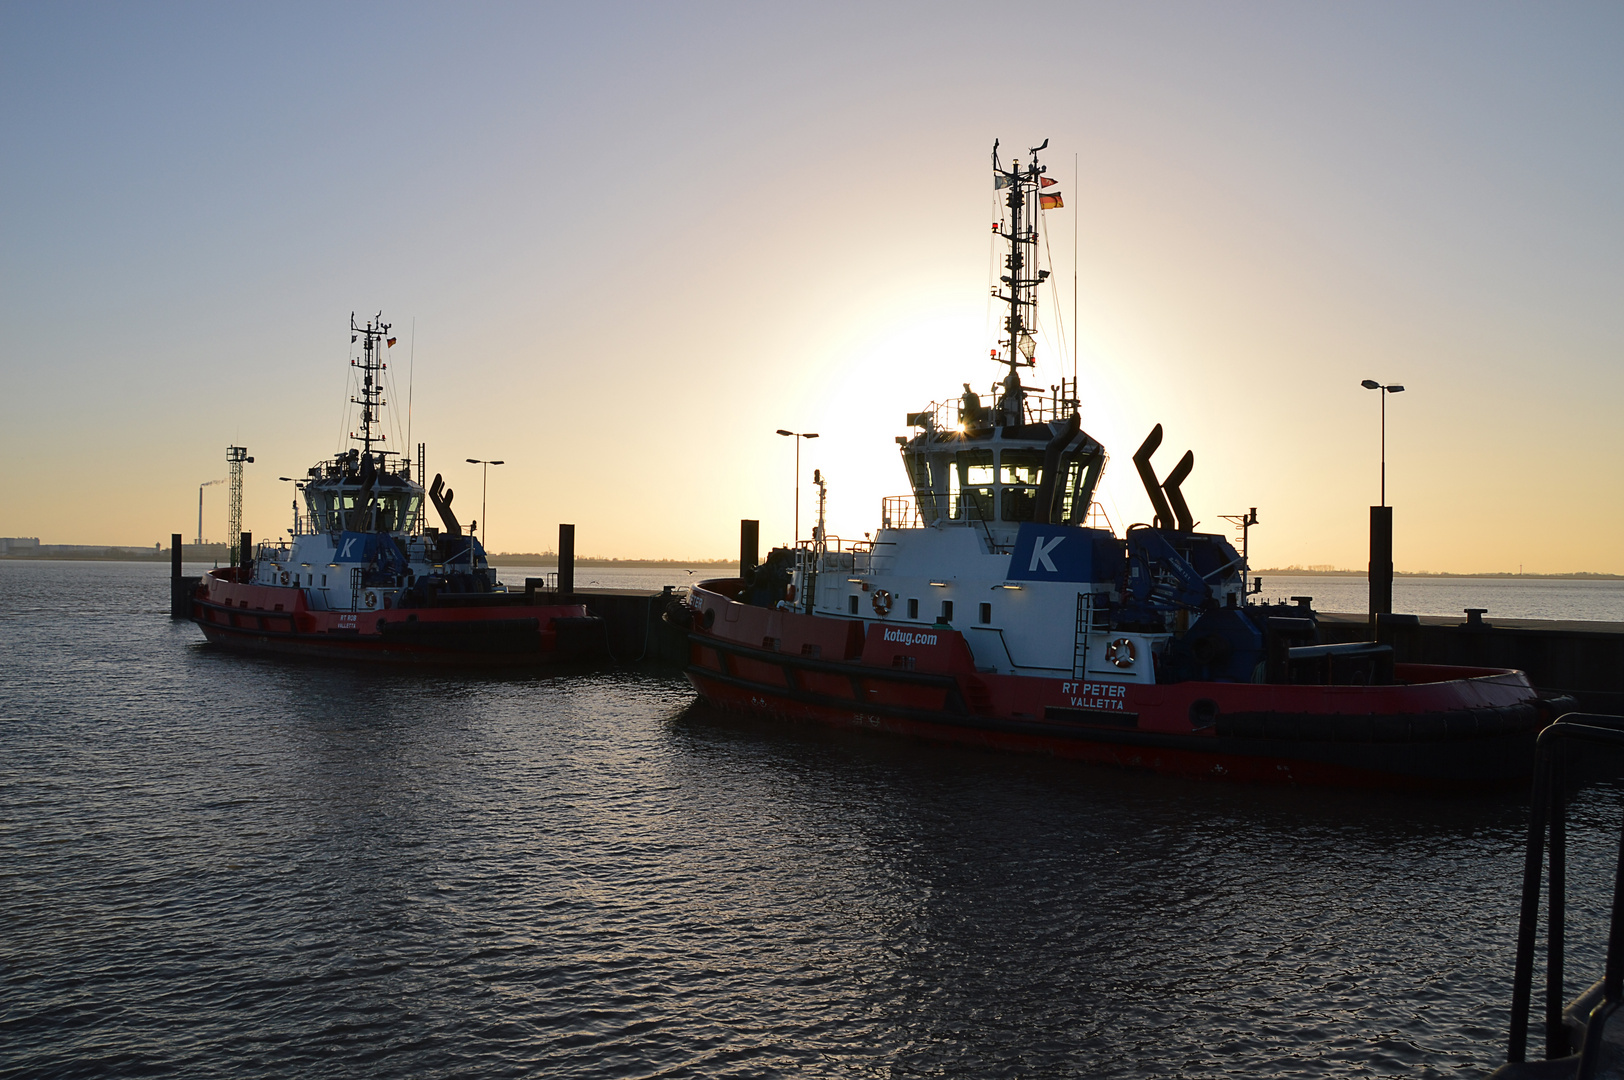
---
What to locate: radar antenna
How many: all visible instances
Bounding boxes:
[990,138,1054,425]
[349,312,392,461]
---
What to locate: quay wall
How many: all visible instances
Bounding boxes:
[1320,612,1624,715]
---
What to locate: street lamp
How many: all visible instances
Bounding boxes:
[278,477,304,535]
[1361,379,1405,623]
[465,458,505,549]
[1360,379,1405,507]
[775,430,819,543]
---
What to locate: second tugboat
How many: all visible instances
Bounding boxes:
[681,139,1560,787]
[191,314,602,664]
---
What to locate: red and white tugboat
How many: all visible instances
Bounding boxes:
[191,313,600,664]
[681,140,1558,787]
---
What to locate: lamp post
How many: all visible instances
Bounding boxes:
[775,430,819,543]
[465,458,504,550]
[277,477,304,535]
[1360,379,1405,507]
[1360,379,1405,622]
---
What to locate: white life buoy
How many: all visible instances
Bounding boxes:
[280,570,290,585]
[363,590,379,609]
[1106,637,1136,668]
[871,589,894,616]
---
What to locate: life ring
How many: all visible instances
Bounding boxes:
[785,584,798,602]
[1106,637,1136,668]
[363,590,379,609]
[871,589,894,616]
[279,570,290,585]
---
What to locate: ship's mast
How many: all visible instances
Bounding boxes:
[991,138,1049,424]
[349,312,390,460]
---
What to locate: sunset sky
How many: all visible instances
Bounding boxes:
[2,3,1620,572]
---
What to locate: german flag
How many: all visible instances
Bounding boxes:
[1040,193,1063,210]
[386,337,397,348]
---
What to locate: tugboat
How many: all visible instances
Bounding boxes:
[191,314,601,664]
[680,140,1559,787]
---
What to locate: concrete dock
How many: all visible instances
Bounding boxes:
[1321,611,1624,715]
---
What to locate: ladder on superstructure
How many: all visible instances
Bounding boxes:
[1073,593,1097,679]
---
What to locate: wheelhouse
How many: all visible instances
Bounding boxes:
[896,386,1107,535]
[302,453,423,535]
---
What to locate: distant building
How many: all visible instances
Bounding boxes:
[0,538,166,559]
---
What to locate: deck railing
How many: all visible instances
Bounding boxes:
[906,386,1081,435]
[1505,714,1624,1067]
[880,494,1117,535]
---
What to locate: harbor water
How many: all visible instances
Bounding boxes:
[1253,575,1624,624]
[4,559,1623,1078]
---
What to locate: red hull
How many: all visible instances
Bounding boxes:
[683,580,1552,789]
[191,569,594,666]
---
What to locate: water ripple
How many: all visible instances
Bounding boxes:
[1,561,1618,1078]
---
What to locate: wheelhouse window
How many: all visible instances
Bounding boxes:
[998,450,1043,486]
[955,449,994,522]
[998,449,1044,522]
[1055,452,1104,526]
[908,454,951,525]
[373,493,420,533]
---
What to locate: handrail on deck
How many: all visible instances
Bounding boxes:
[1506,714,1624,1067]
[879,493,1117,537]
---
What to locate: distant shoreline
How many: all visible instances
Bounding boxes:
[0,552,738,569]
[1,553,1618,580]
[486,555,736,569]
[1254,568,1624,581]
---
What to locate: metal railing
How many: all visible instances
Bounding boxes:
[1506,714,1624,1069]
[879,494,1116,536]
[880,494,992,530]
[907,385,1082,435]
[790,539,875,576]
[257,539,294,564]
